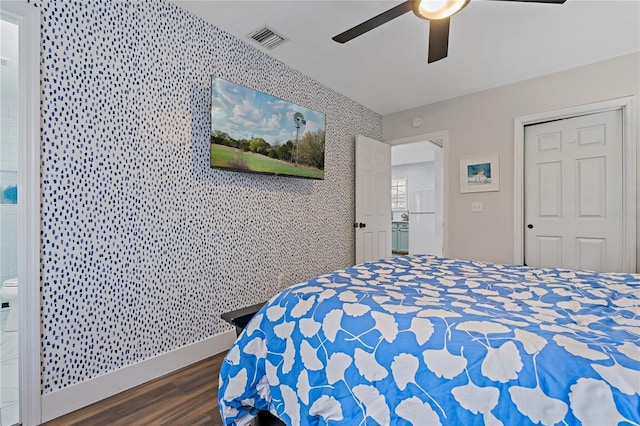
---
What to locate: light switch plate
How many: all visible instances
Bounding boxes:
[471,201,483,212]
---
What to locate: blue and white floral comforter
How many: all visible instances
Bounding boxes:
[218,255,640,425]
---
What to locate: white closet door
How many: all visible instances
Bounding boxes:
[524,109,623,272]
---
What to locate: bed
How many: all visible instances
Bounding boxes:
[218,255,640,425]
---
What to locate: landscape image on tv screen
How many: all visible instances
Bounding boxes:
[210,75,326,179]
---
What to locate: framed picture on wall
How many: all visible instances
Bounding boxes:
[459,156,500,193]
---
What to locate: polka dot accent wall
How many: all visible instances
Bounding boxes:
[30,0,382,393]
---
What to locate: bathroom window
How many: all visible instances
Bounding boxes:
[391,179,406,210]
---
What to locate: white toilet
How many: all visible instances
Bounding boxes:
[1,277,18,332]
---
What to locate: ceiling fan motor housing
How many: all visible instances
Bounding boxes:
[411,0,471,20]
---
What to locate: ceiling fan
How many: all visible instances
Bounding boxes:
[332,0,567,63]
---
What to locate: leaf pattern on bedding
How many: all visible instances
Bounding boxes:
[266,306,285,322]
[321,309,342,342]
[342,302,370,317]
[353,385,390,425]
[553,335,608,360]
[282,338,295,374]
[242,337,265,358]
[423,347,467,380]
[245,313,264,336]
[481,341,523,383]
[409,317,434,345]
[509,385,568,425]
[295,370,310,405]
[569,379,628,426]
[299,340,323,371]
[218,255,640,425]
[395,396,441,426]
[451,381,499,417]
[298,318,321,338]
[592,360,640,395]
[513,328,547,354]
[309,396,343,422]
[280,385,301,426]
[354,347,388,382]
[391,354,419,391]
[618,341,640,361]
[325,352,351,384]
[291,295,315,318]
[370,311,399,342]
[223,368,248,401]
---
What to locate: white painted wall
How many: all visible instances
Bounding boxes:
[383,53,640,267]
[391,142,437,165]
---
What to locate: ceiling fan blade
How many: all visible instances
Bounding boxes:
[332,1,413,43]
[427,17,450,63]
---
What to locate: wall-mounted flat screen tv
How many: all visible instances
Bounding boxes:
[210,75,326,180]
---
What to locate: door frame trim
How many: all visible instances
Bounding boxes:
[386,130,449,257]
[513,96,637,272]
[1,2,42,425]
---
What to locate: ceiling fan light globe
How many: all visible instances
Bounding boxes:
[412,0,470,20]
[420,0,446,14]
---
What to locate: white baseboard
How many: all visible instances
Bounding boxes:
[40,329,237,423]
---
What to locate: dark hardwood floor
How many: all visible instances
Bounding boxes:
[43,351,227,426]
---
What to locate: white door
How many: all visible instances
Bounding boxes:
[524,109,623,272]
[355,135,391,264]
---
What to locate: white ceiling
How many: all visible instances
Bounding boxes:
[171,0,640,116]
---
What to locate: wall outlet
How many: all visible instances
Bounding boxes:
[277,273,286,289]
[471,201,483,212]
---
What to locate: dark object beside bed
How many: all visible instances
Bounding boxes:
[221,302,266,337]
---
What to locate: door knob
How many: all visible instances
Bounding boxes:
[527,224,534,229]
[359,223,366,228]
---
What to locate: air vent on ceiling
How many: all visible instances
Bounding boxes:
[248,26,287,50]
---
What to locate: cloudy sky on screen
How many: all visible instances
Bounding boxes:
[211,77,325,145]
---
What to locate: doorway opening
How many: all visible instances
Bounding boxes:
[0,14,21,425]
[390,133,446,257]
[0,2,41,425]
